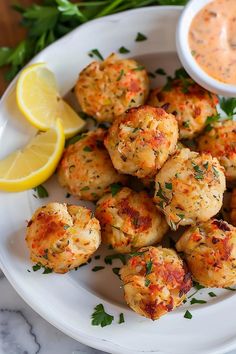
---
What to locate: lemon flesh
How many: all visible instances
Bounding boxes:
[16,63,85,138]
[0,120,65,192]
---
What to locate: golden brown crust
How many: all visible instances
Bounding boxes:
[26,203,101,273]
[75,53,149,122]
[95,187,168,253]
[57,128,126,201]
[198,120,236,181]
[148,80,218,139]
[120,246,192,320]
[104,105,178,178]
[176,219,236,288]
[154,148,226,230]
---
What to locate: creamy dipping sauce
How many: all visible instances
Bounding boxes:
[189,0,236,85]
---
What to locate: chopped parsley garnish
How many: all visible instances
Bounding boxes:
[42,267,53,274]
[32,263,41,272]
[92,266,105,272]
[155,68,166,76]
[110,183,123,196]
[193,281,205,290]
[117,69,124,81]
[112,267,120,277]
[133,65,145,71]
[146,260,153,275]
[175,67,189,79]
[177,213,185,220]
[191,162,204,180]
[89,49,104,60]
[184,310,192,319]
[128,250,148,258]
[104,254,126,265]
[33,185,48,198]
[119,313,125,324]
[148,72,156,78]
[156,182,169,202]
[191,50,196,56]
[162,76,173,91]
[119,46,130,54]
[165,182,172,190]
[63,224,70,230]
[203,162,209,170]
[135,32,147,41]
[91,304,114,327]
[220,97,236,118]
[183,121,190,128]
[83,146,92,152]
[208,292,216,297]
[80,186,90,191]
[133,127,140,133]
[190,298,207,305]
[32,263,53,274]
[212,166,219,178]
[145,278,151,287]
[65,133,86,147]
[225,287,236,291]
[205,114,220,131]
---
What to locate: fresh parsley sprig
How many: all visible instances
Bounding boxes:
[0,0,188,81]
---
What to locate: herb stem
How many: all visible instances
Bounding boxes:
[95,0,124,18]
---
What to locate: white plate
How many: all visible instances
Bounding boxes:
[0,6,236,354]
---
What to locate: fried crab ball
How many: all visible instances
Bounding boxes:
[26,203,101,274]
[198,120,236,181]
[75,53,149,122]
[57,128,126,201]
[230,188,236,227]
[120,246,192,320]
[148,79,218,139]
[176,219,236,288]
[95,187,168,253]
[154,148,226,230]
[104,106,178,179]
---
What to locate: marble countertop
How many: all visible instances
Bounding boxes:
[0,267,235,354]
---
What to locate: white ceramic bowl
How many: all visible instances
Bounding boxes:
[176,0,236,97]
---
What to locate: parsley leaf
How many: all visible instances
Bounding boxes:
[208,292,216,297]
[155,68,166,76]
[110,183,123,196]
[91,304,114,327]
[190,298,207,305]
[220,97,236,118]
[65,133,86,147]
[119,313,125,324]
[184,310,192,319]
[146,260,153,275]
[89,48,104,60]
[112,267,120,277]
[104,254,126,265]
[145,278,151,287]
[135,32,147,41]
[92,266,105,272]
[56,0,86,20]
[33,185,49,198]
[119,46,130,54]
[83,146,92,152]
[165,182,172,190]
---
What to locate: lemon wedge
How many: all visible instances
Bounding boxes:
[0,120,65,192]
[16,63,85,138]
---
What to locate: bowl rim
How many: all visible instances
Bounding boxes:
[176,0,236,97]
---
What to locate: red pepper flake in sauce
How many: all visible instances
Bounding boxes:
[189,0,236,85]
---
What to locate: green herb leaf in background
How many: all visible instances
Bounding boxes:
[0,0,188,81]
